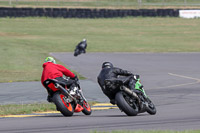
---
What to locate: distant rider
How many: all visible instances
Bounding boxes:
[41,57,78,102]
[74,39,87,56]
[97,62,138,105]
[77,39,87,53]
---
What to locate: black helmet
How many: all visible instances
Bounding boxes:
[102,62,113,69]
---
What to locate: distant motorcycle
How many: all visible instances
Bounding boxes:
[43,78,92,117]
[74,39,87,57]
[105,75,156,116]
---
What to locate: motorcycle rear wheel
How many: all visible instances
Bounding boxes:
[115,91,138,116]
[82,100,92,115]
[52,92,74,117]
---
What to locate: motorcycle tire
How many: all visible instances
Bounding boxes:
[74,49,80,56]
[52,92,74,117]
[145,97,156,115]
[115,91,138,116]
[82,100,92,115]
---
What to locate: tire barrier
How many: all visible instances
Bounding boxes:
[0,7,180,18]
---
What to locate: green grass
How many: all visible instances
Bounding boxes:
[0,101,96,116]
[0,103,56,115]
[91,130,200,133]
[1,17,200,82]
[1,0,200,9]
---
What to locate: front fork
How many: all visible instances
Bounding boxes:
[78,89,88,103]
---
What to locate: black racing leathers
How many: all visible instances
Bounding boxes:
[77,40,87,53]
[97,67,134,101]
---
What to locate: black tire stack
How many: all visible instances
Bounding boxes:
[0,7,180,18]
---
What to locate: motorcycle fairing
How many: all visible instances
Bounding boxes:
[74,104,84,112]
[134,79,147,97]
[48,82,59,92]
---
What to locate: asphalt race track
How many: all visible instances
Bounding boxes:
[1,52,200,133]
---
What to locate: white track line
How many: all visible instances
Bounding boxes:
[168,73,200,81]
[152,73,200,89]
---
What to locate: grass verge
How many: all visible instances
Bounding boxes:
[0,101,96,116]
[0,103,56,116]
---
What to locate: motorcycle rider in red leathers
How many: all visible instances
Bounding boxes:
[41,57,77,102]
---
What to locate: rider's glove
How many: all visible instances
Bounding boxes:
[71,75,79,84]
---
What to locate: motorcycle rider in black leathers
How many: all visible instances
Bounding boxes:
[97,62,138,105]
[77,39,87,53]
[74,39,87,56]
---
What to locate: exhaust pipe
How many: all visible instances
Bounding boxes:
[121,86,144,110]
[121,86,139,101]
[55,83,77,104]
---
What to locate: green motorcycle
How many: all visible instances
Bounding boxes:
[105,75,156,116]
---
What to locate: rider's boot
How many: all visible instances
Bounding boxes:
[110,99,116,105]
[47,95,53,103]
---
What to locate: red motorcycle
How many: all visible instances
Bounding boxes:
[43,78,92,116]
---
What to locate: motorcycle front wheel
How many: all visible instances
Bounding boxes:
[145,97,156,115]
[115,91,138,116]
[82,100,92,115]
[74,49,80,56]
[52,92,74,117]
